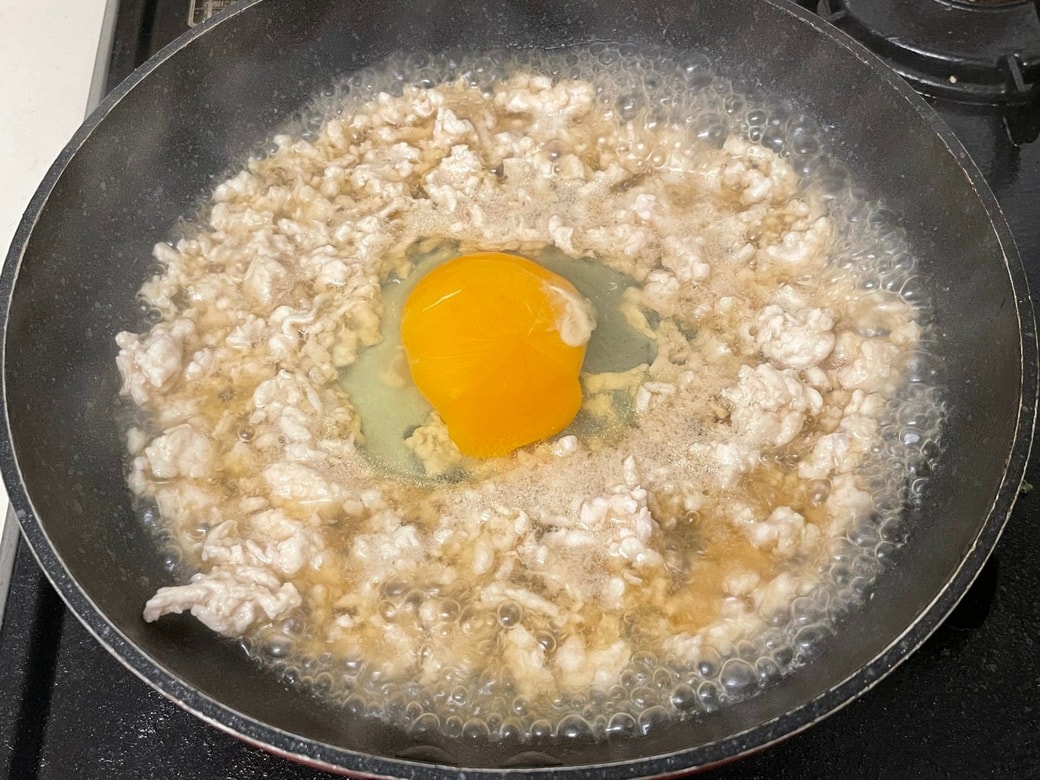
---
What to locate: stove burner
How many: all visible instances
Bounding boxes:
[817,0,1040,103]
[818,0,1040,141]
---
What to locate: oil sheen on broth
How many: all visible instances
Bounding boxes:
[116,45,944,741]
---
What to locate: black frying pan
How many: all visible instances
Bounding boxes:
[1,0,1035,776]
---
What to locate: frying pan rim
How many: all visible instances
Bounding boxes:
[0,0,1036,776]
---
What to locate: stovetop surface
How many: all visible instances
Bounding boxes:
[2,2,1039,777]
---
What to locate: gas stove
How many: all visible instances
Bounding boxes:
[1,1,1038,777]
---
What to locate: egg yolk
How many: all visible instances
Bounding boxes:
[400,251,594,458]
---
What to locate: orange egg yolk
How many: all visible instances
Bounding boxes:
[400,252,593,458]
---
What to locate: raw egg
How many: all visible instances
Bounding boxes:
[400,251,596,458]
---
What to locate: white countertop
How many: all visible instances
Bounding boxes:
[0,0,112,575]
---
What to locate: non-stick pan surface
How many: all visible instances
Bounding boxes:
[1,0,1035,776]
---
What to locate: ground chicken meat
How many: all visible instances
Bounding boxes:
[121,51,933,735]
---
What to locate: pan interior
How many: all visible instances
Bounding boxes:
[1,0,1028,772]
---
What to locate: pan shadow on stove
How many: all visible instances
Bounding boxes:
[937,556,1000,633]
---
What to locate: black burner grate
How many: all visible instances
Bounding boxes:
[818,0,1040,141]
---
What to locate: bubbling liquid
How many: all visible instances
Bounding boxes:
[136,44,945,742]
